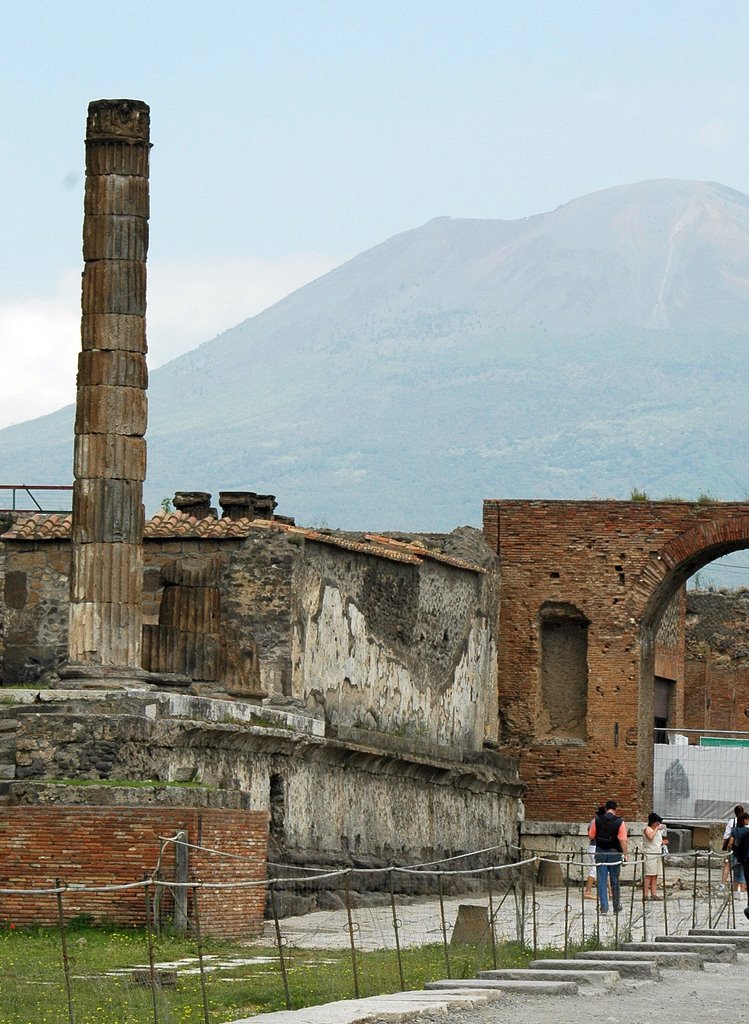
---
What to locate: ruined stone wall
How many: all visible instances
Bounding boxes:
[0,690,522,872]
[2,541,70,685]
[684,589,749,732]
[289,538,498,751]
[0,804,267,937]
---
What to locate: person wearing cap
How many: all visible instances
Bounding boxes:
[588,799,628,913]
[642,812,668,901]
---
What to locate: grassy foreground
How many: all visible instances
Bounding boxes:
[0,923,569,1024]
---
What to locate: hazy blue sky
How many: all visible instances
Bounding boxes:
[2,1,748,426]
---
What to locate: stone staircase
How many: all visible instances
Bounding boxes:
[236,928,749,1022]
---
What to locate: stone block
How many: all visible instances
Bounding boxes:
[70,543,143,604]
[161,558,223,589]
[451,904,491,945]
[74,434,146,482]
[77,350,147,390]
[85,139,150,177]
[81,314,146,353]
[81,261,146,316]
[84,174,149,217]
[74,385,147,436]
[68,601,142,667]
[158,586,221,632]
[141,625,224,680]
[83,214,148,261]
[71,480,145,543]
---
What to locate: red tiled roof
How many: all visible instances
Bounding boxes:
[1,514,72,540]
[1,511,482,572]
[364,533,486,573]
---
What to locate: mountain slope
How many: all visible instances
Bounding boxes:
[3,179,749,528]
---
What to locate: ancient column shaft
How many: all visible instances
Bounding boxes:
[68,100,150,670]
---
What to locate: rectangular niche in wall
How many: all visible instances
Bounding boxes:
[537,602,589,740]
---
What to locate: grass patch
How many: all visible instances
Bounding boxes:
[0,925,603,1023]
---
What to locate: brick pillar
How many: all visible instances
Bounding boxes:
[67,100,150,674]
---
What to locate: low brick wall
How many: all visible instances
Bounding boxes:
[0,805,268,937]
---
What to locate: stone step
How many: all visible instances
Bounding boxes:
[232,988,505,1023]
[660,932,749,950]
[573,949,704,970]
[689,928,749,943]
[531,958,660,980]
[426,978,578,995]
[622,941,736,963]
[479,968,619,988]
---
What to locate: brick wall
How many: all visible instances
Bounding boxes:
[483,499,749,821]
[0,805,268,937]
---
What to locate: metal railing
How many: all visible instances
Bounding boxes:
[0,484,73,514]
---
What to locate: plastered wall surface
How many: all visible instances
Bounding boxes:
[290,542,498,750]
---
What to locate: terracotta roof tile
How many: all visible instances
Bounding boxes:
[364,533,485,573]
[1,512,479,573]
[2,514,72,540]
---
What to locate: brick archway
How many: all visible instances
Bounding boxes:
[483,500,749,821]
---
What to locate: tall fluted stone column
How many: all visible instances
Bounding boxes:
[67,99,150,674]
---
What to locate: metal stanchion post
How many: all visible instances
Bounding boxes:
[487,872,498,970]
[143,878,160,1024]
[563,854,571,959]
[389,869,405,991]
[55,879,76,1024]
[192,885,212,1024]
[344,872,361,998]
[438,873,451,978]
[692,851,698,931]
[530,858,537,956]
[661,851,669,936]
[270,883,292,1011]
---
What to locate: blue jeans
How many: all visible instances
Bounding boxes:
[595,850,621,912]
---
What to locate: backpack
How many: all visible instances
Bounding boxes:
[733,827,749,865]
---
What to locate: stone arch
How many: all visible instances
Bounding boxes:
[634,515,749,811]
[483,498,749,820]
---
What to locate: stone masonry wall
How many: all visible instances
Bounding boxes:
[290,538,498,751]
[684,589,749,732]
[2,529,497,753]
[0,805,267,937]
[0,690,522,872]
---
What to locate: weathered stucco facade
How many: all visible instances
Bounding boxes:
[0,511,520,877]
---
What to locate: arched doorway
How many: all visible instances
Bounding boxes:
[483,498,749,821]
[638,518,749,819]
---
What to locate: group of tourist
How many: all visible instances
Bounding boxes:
[582,799,667,912]
[582,800,749,918]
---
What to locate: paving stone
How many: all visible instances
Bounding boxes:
[624,940,737,962]
[531,957,660,979]
[426,977,578,995]
[575,949,704,970]
[479,967,619,988]
[689,928,749,946]
[228,988,503,1023]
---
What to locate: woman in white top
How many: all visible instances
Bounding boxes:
[642,812,668,900]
